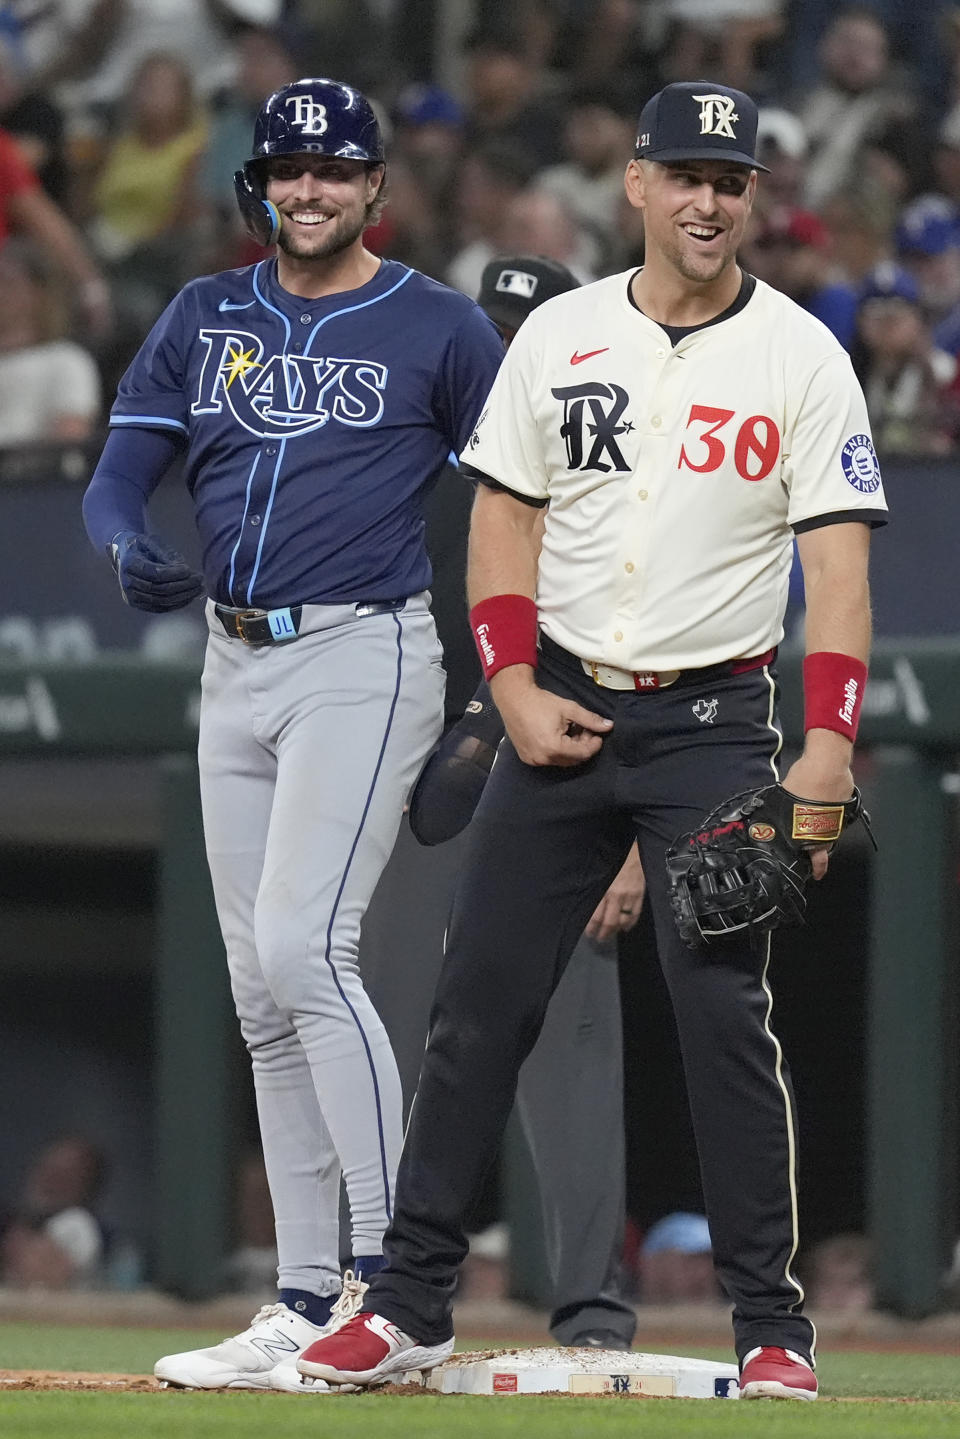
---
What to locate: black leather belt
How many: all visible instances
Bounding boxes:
[214,598,407,646]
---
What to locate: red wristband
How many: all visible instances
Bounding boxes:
[803,651,868,740]
[470,594,538,681]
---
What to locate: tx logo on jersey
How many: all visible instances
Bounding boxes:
[693,698,719,724]
[694,93,739,138]
[286,95,328,134]
[192,329,387,437]
[551,381,633,473]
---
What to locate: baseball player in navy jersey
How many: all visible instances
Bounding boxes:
[297,81,887,1401]
[82,77,503,1393]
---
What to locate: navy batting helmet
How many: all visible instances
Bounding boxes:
[234,78,385,246]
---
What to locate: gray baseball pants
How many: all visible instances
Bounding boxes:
[197,595,444,1297]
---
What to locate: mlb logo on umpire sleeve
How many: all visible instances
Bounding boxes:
[495,269,538,299]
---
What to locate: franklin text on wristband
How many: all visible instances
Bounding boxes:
[470,594,538,681]
[803,651,868,741]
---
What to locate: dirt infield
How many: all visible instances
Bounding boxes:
[2,1371,159,1392]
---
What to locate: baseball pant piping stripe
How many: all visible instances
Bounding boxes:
[758,663,809,1333]
[320,610,407,1225]
[762,664,784,781]
[758,938,805,1312]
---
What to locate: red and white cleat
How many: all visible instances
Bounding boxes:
[296,1311,454,1387]
[739,1346,818,1400]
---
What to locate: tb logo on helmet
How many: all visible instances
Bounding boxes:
[286,96,328,136]
[693,93,739,138]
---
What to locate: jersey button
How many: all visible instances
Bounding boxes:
[651,415,662,428]
[250,514,261,526]
[293,342,303,352]
[265,445,278,455]
[300,313,312,325]
[656,348,665,358]
[614,630,623,642]
[638,489,648,500]
[624,562,634,573]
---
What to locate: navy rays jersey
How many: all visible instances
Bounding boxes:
[110,258,504,609]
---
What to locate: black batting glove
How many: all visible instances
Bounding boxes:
[109,530,205,613]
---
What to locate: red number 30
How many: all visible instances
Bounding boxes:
[678,404,780,481]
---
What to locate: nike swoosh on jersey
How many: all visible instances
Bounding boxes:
[219,298,256,312]
[570,347,610,365]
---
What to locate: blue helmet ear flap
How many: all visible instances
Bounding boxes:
[234,168,281,247]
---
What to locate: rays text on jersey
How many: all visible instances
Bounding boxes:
[191,328,388,436]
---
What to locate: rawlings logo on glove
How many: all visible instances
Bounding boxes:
[665,783,875,950]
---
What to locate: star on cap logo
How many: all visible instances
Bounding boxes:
[693,93,739,138]
[495,269,538,299]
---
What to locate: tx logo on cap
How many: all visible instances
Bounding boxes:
[694,93,739,138]
[495,269,538,299]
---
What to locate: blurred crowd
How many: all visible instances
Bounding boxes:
[0,1136,884,1312]
[0,2,958,457]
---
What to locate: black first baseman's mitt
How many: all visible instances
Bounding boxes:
[407,679,505,846]
[665,783,875,950]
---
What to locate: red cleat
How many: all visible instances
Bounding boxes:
[740,1346,818,1400]
[296,1310,454,1388]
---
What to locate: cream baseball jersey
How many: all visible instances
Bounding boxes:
[460,272,887,672]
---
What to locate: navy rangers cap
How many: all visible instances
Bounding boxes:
[634,81,769,171]
[478,255,579,331]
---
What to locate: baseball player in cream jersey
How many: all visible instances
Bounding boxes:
[298,81,886,1399]
[82,79,503,1392]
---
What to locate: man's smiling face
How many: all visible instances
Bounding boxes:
[265,156,384,261]
[627,158,757,285]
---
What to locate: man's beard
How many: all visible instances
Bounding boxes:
[276,207,367,261]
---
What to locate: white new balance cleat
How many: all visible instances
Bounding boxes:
[297,1310,454,1387]
[154,1302,330,1390]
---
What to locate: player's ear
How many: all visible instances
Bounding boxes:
[366,163,386,200]
[624,159,646,211]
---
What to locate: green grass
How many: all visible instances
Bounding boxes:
[2,1322,958,1438]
